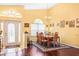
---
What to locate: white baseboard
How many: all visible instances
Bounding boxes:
[62,43,79,49]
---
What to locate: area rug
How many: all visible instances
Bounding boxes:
[32,42,71,52]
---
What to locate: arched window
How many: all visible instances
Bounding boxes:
[31,19,45,36]
[0,9,22,18]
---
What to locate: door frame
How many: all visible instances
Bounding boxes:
[0,20,22,47]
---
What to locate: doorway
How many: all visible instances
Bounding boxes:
[0,20,22,47]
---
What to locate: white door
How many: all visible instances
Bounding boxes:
[4,21,21,46]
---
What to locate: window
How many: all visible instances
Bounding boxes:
[0,9,22,18]
[7,23,15,43]
[31,19,45,36]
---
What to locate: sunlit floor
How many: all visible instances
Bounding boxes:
[5,48,22,56]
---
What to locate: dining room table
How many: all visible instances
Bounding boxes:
[44,35,53,48]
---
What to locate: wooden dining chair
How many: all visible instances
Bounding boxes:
[40,32,44,44]
[37,32,43,45]
[36,32,39,43]
[53,32,60,47]
[40,32,48,46]
[47,33,52,48]
[36,32,41,44]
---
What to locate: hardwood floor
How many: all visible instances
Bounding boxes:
[1,45,79,56]
[23,45,79,56]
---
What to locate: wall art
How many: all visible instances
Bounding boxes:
[60,20,65,28]
[24,23,29,27]
[76,18,79,28]
[69,20,75,27]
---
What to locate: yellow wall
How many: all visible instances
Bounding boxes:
[0,4,79,49]
[49,3,79,48]
[0,5,48,49]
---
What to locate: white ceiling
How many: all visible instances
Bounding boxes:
[24,3,56,10]
[0,3,56,10]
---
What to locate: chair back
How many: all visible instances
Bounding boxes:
[54,32,60,42]
[40,32,44,40]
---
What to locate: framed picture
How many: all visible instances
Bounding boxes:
[69,20,75,27]
[60,20,65,28]
[24,23,29,27]
[57,23,59,26]
[66,21,69,25]
[50,24,52,27]
[51,23,54,27]
[76,18,79,23]
[76,25,79,28]
[76,18,79,28]
[46,25,48,27]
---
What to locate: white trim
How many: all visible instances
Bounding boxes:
[32,42,70,52]
[24,3,56,10]
[0,3,56,10]
[62,43,79,49]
